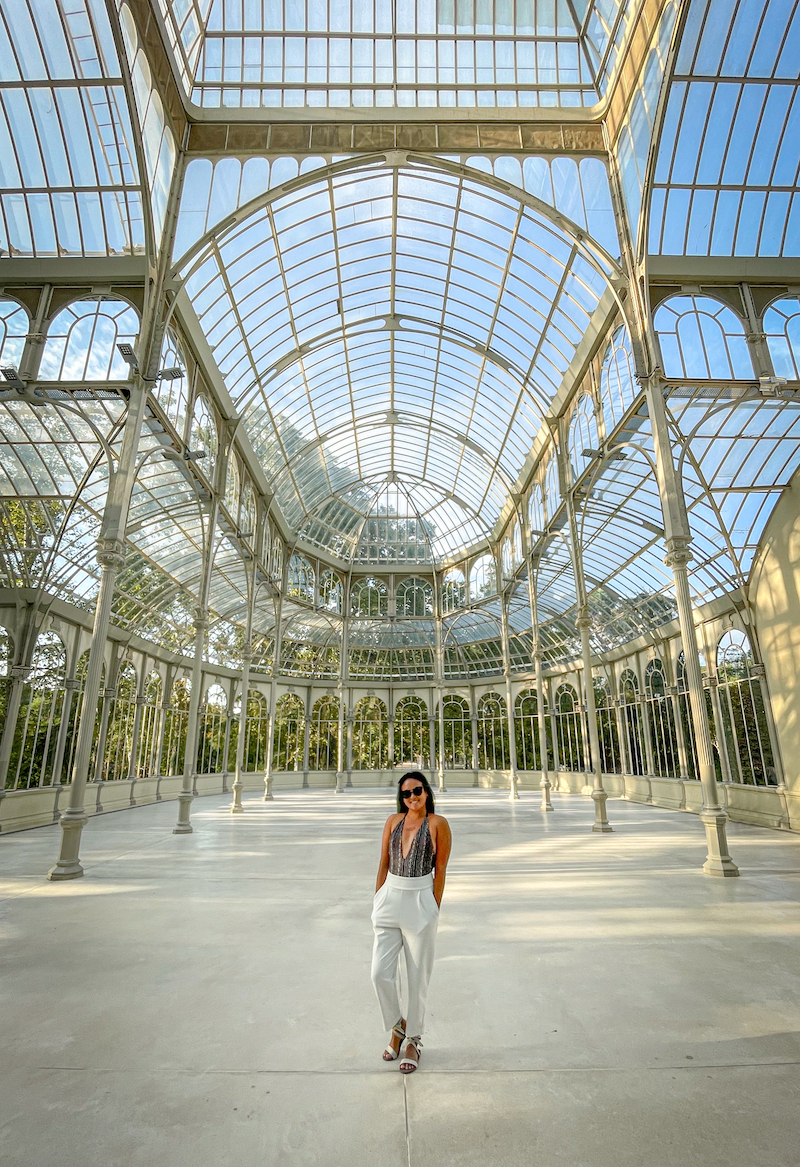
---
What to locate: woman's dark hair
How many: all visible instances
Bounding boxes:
[396,770,435,816]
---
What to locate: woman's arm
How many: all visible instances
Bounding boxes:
[375,814,398,892]
[431,816,452,908]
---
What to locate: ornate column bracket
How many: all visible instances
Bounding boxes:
[96,539,126,570]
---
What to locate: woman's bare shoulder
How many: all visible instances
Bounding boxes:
[428,813,450,828]
[385,812,403,827]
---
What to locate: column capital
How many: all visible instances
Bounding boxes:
[663,536,693,569]
[10,665,32,681]
[241,644,253,663]
[193,605,209,630]
[96,538,125,569]
[635,367,665,391]
[575,611,591,631]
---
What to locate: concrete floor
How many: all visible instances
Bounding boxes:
[2,792,800,1167]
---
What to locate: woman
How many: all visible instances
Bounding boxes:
[371,770,452,1073]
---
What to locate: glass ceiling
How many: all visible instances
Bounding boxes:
[649,0,800,257]
[2,0,800,680]
[156,0,631,110]
[176,156,613,563]
[0,0,146,258]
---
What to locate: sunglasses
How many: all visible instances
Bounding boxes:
[401,786,424,799]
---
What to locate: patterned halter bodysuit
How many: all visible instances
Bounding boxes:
[388,815,436,878]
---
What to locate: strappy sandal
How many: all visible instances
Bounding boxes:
[399,1036,422,1074]
[383,1022,406,1062]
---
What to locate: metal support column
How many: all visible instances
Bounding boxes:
[230,645,252,812]
[263,595,283,801]
[577,614,612,831]
[173,610,207,833]
[335,680,345,793]
[643,372,738,875]
[47,371,150,879]
[561,438,611,831]
[499,594,519,800]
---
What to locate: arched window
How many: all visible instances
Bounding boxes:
[512,521,522,566]
[271,539,284,584]
[0,300,28,366]
[439,695,472,769]
[242,690,269,772]
[600,326,636,435]
[764,298,800,380]
[477,692,509,770]
[309,696,339,770]
[7,631,66,790]
[716,630,776,786]
[163,677,191,777]
[225,457,240,521]
[441,569,465,614]
[469,554,497,601]
[395,696,428,765]
[197,683,227,775]
[189,393,217,482]
[501,537,514,580]
[352,696,388,770]
[619,669,645,776]
[273,693,304,771]
[288,555,315,603]
[644,659,679,778]
[677,651,722,783]
[157,331,190,436]
[40,298,139,381]
[136,671,163,779]
[594,678,620,773]
[543,454,560,524]
[102,661,138,781]
[654,295,754,380]
[320,569,343,613]
[553,683,584,772]
[118,2,176,245]
[529,483,545,537]
[240,483,256,538]
[515,688,550,772]
[351,577,388,617]
[396,577,433,617]
[568,393,601,480]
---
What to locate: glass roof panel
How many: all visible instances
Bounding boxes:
[0,0,146,258]
[649,0,800,257]
[155,0,632,110]
[179,158,611,563]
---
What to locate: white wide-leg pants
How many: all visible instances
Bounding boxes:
[371,871,439,1038]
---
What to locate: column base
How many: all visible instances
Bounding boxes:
[47,860,85,880]
[230,779,244,813]
[591,788,613,832]
[173,790,194,834]
[700,808,739,876]
[334,772,344,793]
[47,807,89,880]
